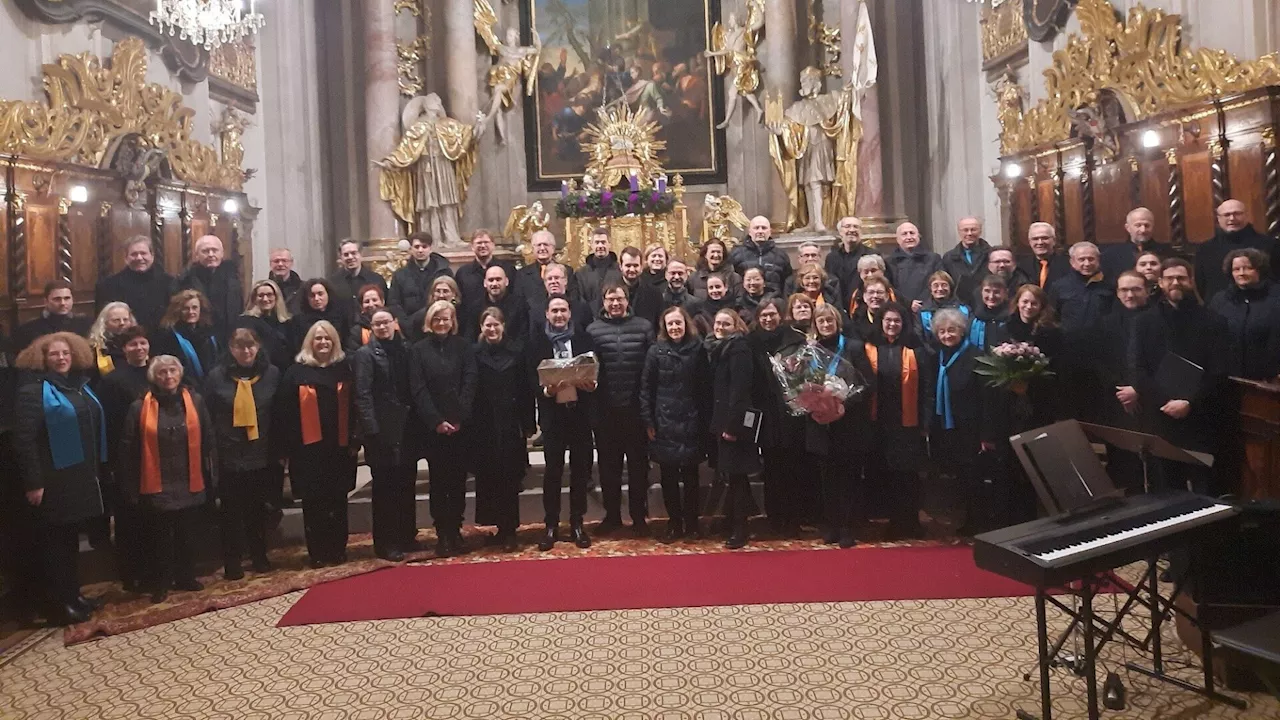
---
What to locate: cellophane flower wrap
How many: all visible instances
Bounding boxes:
[973,342,1054,388]
[769,342,868,418]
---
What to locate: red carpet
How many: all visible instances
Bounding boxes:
[278,545,1036,627]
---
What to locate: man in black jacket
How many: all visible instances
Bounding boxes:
[529,295,596,551]
[455,229,517,313]
[1129,258,1226,493]
[266,248,303,307]
[1195,199,1278,301]
[96,236,176,332]
[1049,241,1114,421]
[885,221,944,309]
[460,265,527,346]
[516,230,578,318]
[1017,222,1071,290]
[618,246,662,328]
[531,263,592,335]
[825,216,876,309]
[661,259,705,317]
[177,235,244,344]
[941,216,991,300]
[389,231,453,320]
[1101,207,1172,282]
[728,216,793,295]
[587,283,655,535]
[328,240,388,321]
[1096,271,1150,493]
[576,228,620,308]
[12,280,92,353]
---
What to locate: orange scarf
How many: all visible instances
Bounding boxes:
[140,389,204,495]
[865,343,919,428]
[361,327,372,345]
[299,382,349,447]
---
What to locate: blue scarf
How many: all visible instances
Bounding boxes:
[812,334,846,375]
[42,380,107,470]
[963,248,973,265]
[174,330,207,379]
[968,318,987,349]
[935,341,970,430]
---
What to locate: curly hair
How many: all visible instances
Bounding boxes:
[15,332,95,371]
[159,290,213,329]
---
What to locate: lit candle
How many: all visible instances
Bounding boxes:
[628,171,638,192]
[657,175,667,194]
[561,180,568,198]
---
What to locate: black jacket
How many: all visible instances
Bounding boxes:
[14,372,105,526]
[327,267,389,323]
[119,388,217,510]
[177,262,243,344]
[516,261,580,316]
[941,240,992,298]
[586,312,654,409]
[805,333,874,458]
[94,362,151,476]
[276,362,358,496]
[747,325,807,449]
[1095,303,1148,428]
[352,335,418,463]
[688,265,742,300]
[1016,252,1071,290]
[389,253,453,319]
[967,302,1011,350]
[235,313,293,370]
[622,279,663,329]
[922,343,1000,462]
[960,268,1036,308]
[471,338,537,466]
[1208,282,1280,380]
[707,334,761,475]
[151,323,220,383]
[866,337,931,471]
[455,259,518,313]
[96,266,177,332]
[459,290,529,348]
[576,253,621,308]
[289,307,353,359]
[728,238,793,295]
[1130,298,1227,452]
[267,271,303,307]
[409,333,477,429]
[203,359,280,472]
[527,324,595,423]
[825,242,876,309]
[12,313,92,354]
[639,336,709,465]
[1049,272,1115,358]
[1100,239,1172,282]
[662,287,705,318]
[735,291,771,327]
[1195,225,1280,301]
[990,316,1066,429]
[886,247,945,304]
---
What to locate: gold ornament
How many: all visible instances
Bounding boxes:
[1000,0,1280,154]
[701,193,749,249]
[582,103,666,188]
[0,37,246,190]
[981,0,1028,69]
[209,37,258,93]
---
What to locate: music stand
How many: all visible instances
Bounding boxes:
[1077,422,1214,494]
[1009,420,1123,517]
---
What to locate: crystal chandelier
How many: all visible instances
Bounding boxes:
[149,0,266,51]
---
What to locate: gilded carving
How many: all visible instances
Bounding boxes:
[582,104,667,189]
[998,0,1280,154]
[701,193,749,249]
[0,37,247,190]
[208,38,258,93]
[981,0,1028,69]
[396,0,431,99]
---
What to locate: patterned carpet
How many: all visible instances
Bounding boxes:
[1,528,1276,719]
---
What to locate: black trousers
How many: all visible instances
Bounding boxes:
[39,521,83,606]
[302,489,349,562]
[371,460,418,551]
[113,496,145,586]
[595,405,649,523]
[818,454,857,532]
[220,467,270,571]
[541,406,593,526]
[266,463,287,508]
[866,449,922,535]
[724,474,752,533]
[761,446,808,527]
[141,505,198,590]
[659,463,700,526]
[427,441,467,535]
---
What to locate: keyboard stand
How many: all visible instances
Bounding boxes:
[1016,557,1246,720]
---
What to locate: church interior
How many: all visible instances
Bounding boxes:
[3,0,1280,718]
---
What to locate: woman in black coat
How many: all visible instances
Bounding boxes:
[13,333,106,624]
[471,308,536,551]
[640,306,710,542]
[204,328,280,579]
[353,309,422,561]
[152,290,219,383]
[290,278,352,359]
[707,309,764,549]
[277,320,358,567]
[239,279,293,371]
[864,303,930,539]
[809,305,874,548]
[410,300,478,558]
[735,267,770,326]
[966,275,1012,350]
[349,283,393,351]
[748,298,809,535]
[693,274,739,336]
[1208,248,1280,380]
[119,354,217,603]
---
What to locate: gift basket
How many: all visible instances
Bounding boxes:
[536,352,599,403]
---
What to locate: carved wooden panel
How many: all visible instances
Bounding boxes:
[1228,142,1266,228]
[1063,172,1083,245]
[1037,178,1055,225]
[1181,152,1215,243]
[1093,161,1132,244]
[24,203,59,296]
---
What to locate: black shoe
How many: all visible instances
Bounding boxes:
[538,527,558,551]
[632,520,650,538]
[570,525,592,549]
[821,527,839,544]
[149,589,169,604]
[482,532,502,547]
[175,578,204,593]
[597,517,623,535]
[501,533,520,553]
[376,548,406,562]
[685,518,701,539]
[404,539,425,553]
[75,594,102,611]
[838,530,857,549]
[661,521,683,543]
[435,537,453,559]
[251,557,273,573]
[224,566,246,581]
[121,578,141,594]
[451,533,469,555]
[725,533,748,550]
[56,602,91,625]
[309,557,327,569]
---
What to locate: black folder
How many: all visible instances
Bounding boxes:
[1155,352,1204,400]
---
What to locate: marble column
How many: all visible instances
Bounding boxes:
[844,0,883,219]
[763,0,799,226]
[364,0,400,242]
[444,0,479,126]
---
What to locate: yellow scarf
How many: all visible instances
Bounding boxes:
[96,345,115,375]
[233,376,261,441]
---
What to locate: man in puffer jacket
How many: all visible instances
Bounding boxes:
[728,216,793,295]
[587,282,655,536]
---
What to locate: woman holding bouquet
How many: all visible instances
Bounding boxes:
[994,285,1064,429]
[707,309,761,549]
[809,305,874,548]
[749,299,811,535]
[865,303,930,540]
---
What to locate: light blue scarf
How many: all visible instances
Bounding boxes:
[174,330,207,379]
[935,341,971,430]
[42,380,106,470]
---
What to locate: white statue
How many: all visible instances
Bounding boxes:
[476,0,541,145]
[704,0,765,129]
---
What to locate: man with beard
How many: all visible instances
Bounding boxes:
[728,216,793,295]
[942,217,992,301]
[825,216,876,309]
[661,260,704,318]
[96,236,176,332]
[328,240,387,321]
[389,232,453,320]
[176,235,243,343]
[1096,271,1151,493]
[1101,207,1171,282]
[577,228,620,309]
[884,221,943,310]
[455,229,517,316]
[1195,199,1278,301]
[616,246,662,328]
[1130,258,1226,494]
[12,281,92,352]
[1016,223,1071,290]
[267,248,303,307]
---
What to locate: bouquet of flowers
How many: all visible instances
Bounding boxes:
[974,342,1054,393]
[769,342,868,423]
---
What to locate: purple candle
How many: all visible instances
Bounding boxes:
[601,190,612,204]
[561,180,568,198]
[657,176,667,193]
[629,172,639,192]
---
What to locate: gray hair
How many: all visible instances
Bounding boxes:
[124,235,152,253]
[1028,222,1057,239]
[542,262,567,278]
[1068,241,1100,259]
[931,308,971,337]
[146,354,185,384]
[857,254,886,272]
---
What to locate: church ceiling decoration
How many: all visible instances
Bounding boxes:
[0,37,248,191]
[998,0,1280,155]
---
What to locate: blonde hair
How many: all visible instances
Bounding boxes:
[812,304,844,334]
[422,300,458,335]
[295,320,346,367]
[88,302,136,349]
[15,332,95,371]
[244,279,292,322]
[430,275,460,302]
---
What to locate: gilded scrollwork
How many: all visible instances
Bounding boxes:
[396,0,431,99]
[999,0,1280,154]
[0,37,247,190]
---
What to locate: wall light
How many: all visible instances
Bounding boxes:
[1142,130,1160,148]
[69,185,89,203]
[1003,162,1023,179]
[222,198,240,214]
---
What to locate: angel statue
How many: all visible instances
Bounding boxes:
[701,193,750,248]
[503,200,551,245]
[476,0,541,145]
[705,0,765,129]
[377,93,487,247]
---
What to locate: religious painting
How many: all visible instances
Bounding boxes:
[519,0,727,190]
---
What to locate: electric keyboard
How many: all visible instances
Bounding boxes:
[973,492,1240,587]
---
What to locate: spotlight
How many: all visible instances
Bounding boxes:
[1003,162,1023,179]
[69,185,89,203]
[222,198,240,214]
[1142,130,1160,148]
